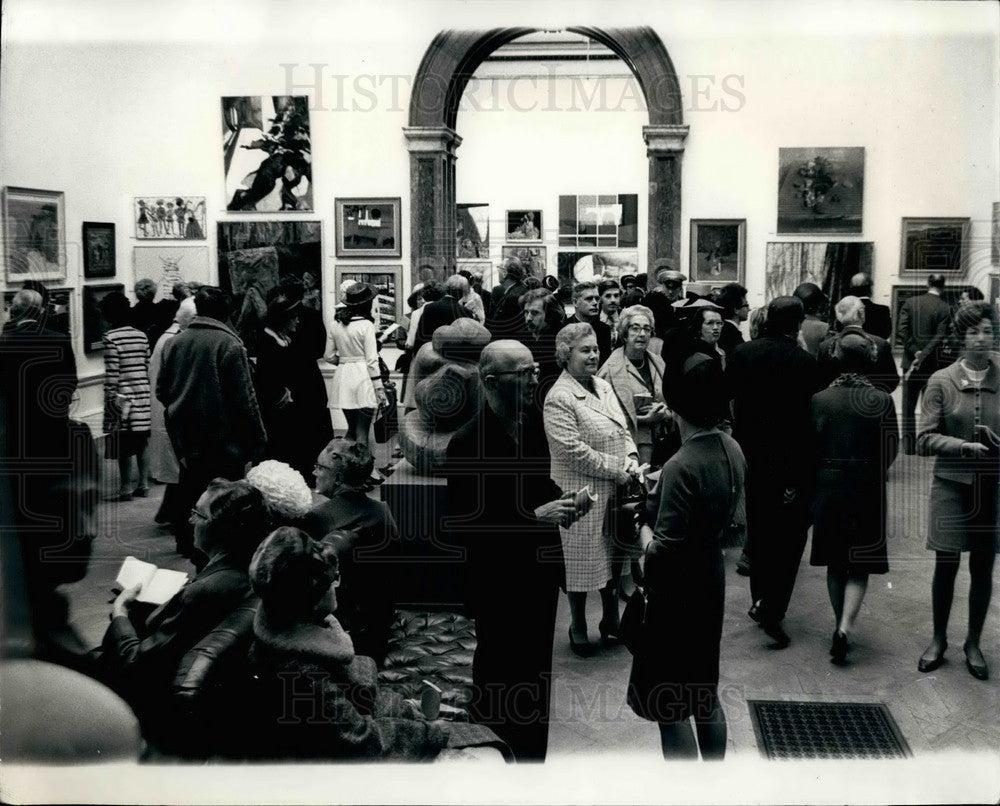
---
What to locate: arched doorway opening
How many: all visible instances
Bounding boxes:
[404,26,689,287]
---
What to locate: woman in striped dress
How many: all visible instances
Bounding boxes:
[100,291,152,501]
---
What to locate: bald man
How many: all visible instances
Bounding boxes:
[847,272,892,340]
[445,341,578,762]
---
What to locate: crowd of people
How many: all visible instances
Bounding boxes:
[1,256,996,764]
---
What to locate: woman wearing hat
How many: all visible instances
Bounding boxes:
[327,283,387,449]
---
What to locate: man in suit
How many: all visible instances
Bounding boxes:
[728,296,823,648]
[847,272,892,339]
[412,273,472,355]
[598,277,623,346]
[817,295,900,394]
[485,257,528,341]
[445,340,575,762]
[897,273,953,453]
[561,280,612,367]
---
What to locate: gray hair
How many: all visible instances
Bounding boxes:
[9,289,43,322]
[572,280,599,301]
[834,295,865,326]
[555,322,595,368]
[617,304,655,339]
[444,274,469,298]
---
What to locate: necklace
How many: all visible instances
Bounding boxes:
[628,353,647,369]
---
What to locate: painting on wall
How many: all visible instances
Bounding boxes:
[559,194,638,248]
[82,222,116,279]
[501,245,547,279]
[777,147,864,234]
[134,197,206,240]
[335,198,400,258]
[457,203,490,259]
[556,250,640,305]
[689,219,746,284]
[456,259,494,292]
[335,265,402,327]
[890,284,979,349]
[765,242,874,320]
[506,210,542,241]
[3,187,66,282]
[82,283,125,353]
[222,96,312,212]
[3,286,72,337]
[899,217,970,276]
[217,220,322,354]
[133,246,212,303]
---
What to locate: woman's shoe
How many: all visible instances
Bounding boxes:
[830,630,848,665]
[917,639,947,673]
[963,643,989,681]
[598,619,621,645]
[568,627,593,657]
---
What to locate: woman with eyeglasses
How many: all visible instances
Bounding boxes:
[545,323,640,655]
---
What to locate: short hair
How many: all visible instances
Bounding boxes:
[748,306,769,339]
[927,273,946,290]
[421,280,445,303]
[834,331,878,373]
[444,274,468,298]
[134,278,157,303]
[834,295,865,326]
[201,479,273,562]
[849,273,872,296]
[518,287,550,310]
[171,281,191,301]
[9,289,43,322]
[456,269,473,282]
[523,276,542,290]
[501,257,525,281]
[194,286,231,322]
[249,527,340,624]
[555,322,595,368]
[319,438,374,488]
[99,290,132,327]
[175,296,198,328]
[688,305,723,336]
[21,280,49,305]
[572,280,599,302]
[617,304,655,339]
[767,296,805,337]
[953,301,996,338]
[597,278,621,296]
[792,282,827,316]
[715,283,748,318]
[667,353,729,428]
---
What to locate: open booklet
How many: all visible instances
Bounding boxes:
[115,556,189,606]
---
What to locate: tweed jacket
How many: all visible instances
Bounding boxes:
[596,347,666,447]
[917,353,1000,485]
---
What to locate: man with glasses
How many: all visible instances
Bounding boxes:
[445,341,581,762]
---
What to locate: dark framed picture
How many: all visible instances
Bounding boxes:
[890,283,978,349]
[335,198,401,258]
[82,222,116,278]
[335,265,402,325]
[764,242,874,321]
[501,245,547,279]
[777,147,864,234]
[134,197,206,239]
[3,186,66,282]
[559,194,638,248]
[222,96,312,212]
[506,210,542,241]
[3,286,72,337]
[690,219,746,284]
[899,217,970,276]
[456,258,494,292]
[82,283,125,353]
[457,203,490,259]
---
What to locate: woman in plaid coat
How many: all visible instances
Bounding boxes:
[544,323,639,656]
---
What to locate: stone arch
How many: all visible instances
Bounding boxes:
[404,27,688,285]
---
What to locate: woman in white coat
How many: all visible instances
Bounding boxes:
[544,323,640,656]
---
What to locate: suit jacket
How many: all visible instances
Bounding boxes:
[561,315,612,368]
[897,292,953,370]
[413,296,470,354]
[860,298,892,340]
[817,325,900,394]
[485,281,528,341]
[718,320,745,356]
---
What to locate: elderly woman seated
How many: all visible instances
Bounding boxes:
[247,526,507,761]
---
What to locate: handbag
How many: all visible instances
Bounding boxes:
[619,583,650,658]
[373,380,399,444]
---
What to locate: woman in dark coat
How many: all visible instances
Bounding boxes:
[809,331,898,664]
[629,353,746,760]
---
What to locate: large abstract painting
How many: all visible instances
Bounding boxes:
[777,147,864,234]
[765,242,874,319]
[457,203,490,259]
[3,187,65,282]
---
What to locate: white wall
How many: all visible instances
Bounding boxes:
[2,0,997,423]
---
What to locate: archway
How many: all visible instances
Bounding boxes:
[404,26,689,286]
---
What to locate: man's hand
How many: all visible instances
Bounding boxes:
[961,441,990,458]
[636,401,670,426]
[112,584,142,619]
[534,491,580,527]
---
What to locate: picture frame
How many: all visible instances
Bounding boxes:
[335,265,403,326]
[334,197,401,258]
[82,283,125,353]
[890,283,979,349]
[899,217,970,276]
[456,258,494,291]
[133,246,212,301]
[689,219,746,284]
[777,147,864,234]
[457,203,490,259]
[501,245,547,279]
[133,197,207,240]
[555,250,640,305]
[506,209,542,241]
[3,186,66,282]
[559,194,638,248]
[3,286,72,338]
[82,222,116,278]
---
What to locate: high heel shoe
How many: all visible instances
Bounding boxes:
[568,627,593,657]
[963,643,989,681]
[830,630,848,665]
[598,619,621,646]
[917,639,947,673]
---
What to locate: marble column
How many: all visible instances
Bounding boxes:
[643,124,690,286]
[403,126,463,287]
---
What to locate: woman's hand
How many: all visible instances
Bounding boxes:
[534,492,580,527]
[375,386,388,410]
[636,402,669,426]
[961,441,990,458]
[111,584,142,619]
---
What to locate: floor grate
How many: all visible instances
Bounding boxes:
[747,700,911,760]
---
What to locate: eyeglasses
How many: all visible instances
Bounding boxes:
[491,363,540,380]
[626,324,653,334]
[314,461,337,473]
[189,509,210,523]
[703,322,724,329]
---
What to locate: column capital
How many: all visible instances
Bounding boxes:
[403,126,463,154]
[642,124,690,154]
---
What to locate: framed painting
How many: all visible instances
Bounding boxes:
[559,193,638,248]
[3,286,72,338]
[501,245,547,279]
[555,250,640,305]
[777,147,864,234]
[899,217,970,276]
[134,197,206,239]
[890,284,978,349]
[456,258,494,292]
[335,265,402,326]
[335,198,401,258]
[222,96,312,212]
[690,219,746,284]
[133,246,211,302]
[506,210,542,241]
[82,222,116,278]
[765,242,874,323]
[82,283,125,353]
[456,203,490,259]
[3,187,66,282]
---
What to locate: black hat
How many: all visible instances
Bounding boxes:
[344,282,376,306]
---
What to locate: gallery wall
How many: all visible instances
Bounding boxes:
[1,0,997,425]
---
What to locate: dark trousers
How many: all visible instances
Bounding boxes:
[901,360,937,454]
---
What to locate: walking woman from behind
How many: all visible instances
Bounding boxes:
[916,301,999,680]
